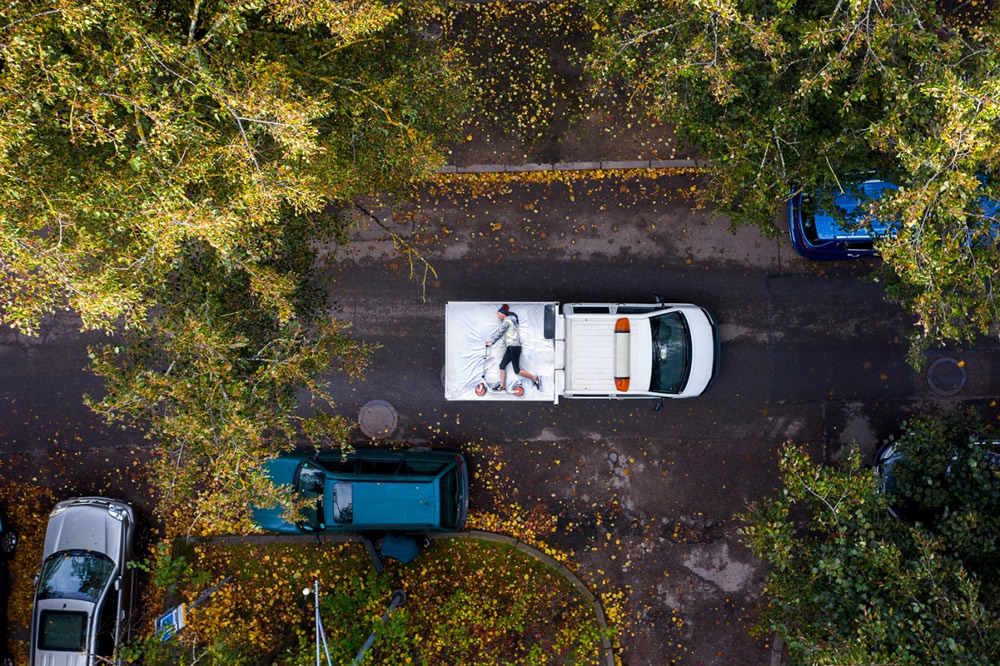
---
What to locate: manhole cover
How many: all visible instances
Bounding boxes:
[417,17,444,41]
[927,357,966,396]
[359,400,397,439]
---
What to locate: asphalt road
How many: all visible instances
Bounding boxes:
[3,171,1000,664]
[326,174,927,452]
[319,173,1000,664]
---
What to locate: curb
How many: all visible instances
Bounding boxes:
[192,530,616,666]
[771,635,784,665]
[439,159,699,174]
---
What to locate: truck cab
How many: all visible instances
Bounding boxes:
[557,303,719,399]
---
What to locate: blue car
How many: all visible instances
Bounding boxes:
[253,449,469,534]
[789,175,1000,260]
[788,179,899,260]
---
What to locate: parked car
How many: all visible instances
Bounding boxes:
[1,511,17,666]
[30,497,137,666]
[788,178,899,260]
[790,174,1000,260]
[874,439,1000,521]
[253,449,469,535]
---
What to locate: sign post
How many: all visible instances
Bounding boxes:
[155,575,233,642]
[155,604,185,641]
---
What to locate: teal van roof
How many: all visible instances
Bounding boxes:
[327,480,439,527]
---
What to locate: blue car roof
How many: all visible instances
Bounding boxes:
[814,180,899,241]
[253,450,468,533]
[979,194,1000,221]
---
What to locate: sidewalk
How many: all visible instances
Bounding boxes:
[437,158,701,174]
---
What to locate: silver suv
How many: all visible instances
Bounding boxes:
[30,497,136,666]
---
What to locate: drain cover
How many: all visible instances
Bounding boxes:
[359,400,398,439]
[927,357,966,396]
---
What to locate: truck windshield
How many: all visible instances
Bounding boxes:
[649,312,691,394]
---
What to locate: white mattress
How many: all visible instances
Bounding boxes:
[444,302,557,401]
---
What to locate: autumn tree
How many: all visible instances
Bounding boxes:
[0,0,467,332]
[0,0,470,529]
[86,212,377,534]
[587,0,1000,364]
[741,412,1000,663]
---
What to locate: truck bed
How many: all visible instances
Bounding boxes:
[444,302,558,402]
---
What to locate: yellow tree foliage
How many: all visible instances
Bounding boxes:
[0,0,468,333]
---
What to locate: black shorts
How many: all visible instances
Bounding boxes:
[499,345,522,374]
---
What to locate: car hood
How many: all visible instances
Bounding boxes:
[260,455,303,486]
[43,504,126,566]
[676,306,717,398]
[251,504,300,533]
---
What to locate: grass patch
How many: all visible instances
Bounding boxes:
[133,538,610,665]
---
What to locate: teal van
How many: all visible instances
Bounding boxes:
[252,449,469,534]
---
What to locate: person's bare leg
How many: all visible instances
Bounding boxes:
[518,369,537,382]
[499,368,507,389]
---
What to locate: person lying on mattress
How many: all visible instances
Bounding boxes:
[485,303,541,392]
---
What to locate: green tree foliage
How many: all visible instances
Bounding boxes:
[0,1,469,528]
[86,214,375,535]
[0,0,469,333]
[587,0,1000,363]
[879,411,1000,577]
[741,413,1000,664]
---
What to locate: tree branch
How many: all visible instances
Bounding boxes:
[354,203,438,302]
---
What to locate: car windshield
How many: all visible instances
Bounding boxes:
[39,609,89,651]
[37,550,114,602]
[293,462,325,531]
[439,464,462,529]
[649,312,691,394]
[876,446,902,496]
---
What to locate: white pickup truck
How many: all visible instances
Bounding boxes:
[444,301,720,403]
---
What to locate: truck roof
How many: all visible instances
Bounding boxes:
[445,301,719,402]
[565,316,621,392]
[563,314,653,394]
